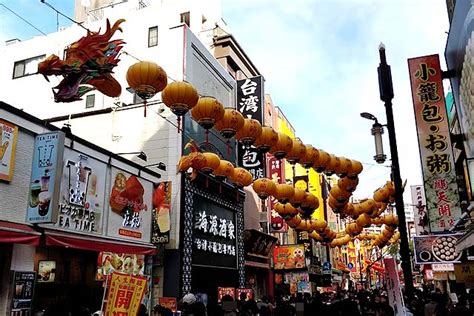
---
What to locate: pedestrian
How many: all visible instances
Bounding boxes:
[424,292,438,316]
[180,293,206,316]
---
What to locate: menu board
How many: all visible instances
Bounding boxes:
[11,271,36,313]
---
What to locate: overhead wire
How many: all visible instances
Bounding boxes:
[0,3,48,36]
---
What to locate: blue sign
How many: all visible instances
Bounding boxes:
[26,131,65,223]
[322,261,332,271]
[347,263,354,269]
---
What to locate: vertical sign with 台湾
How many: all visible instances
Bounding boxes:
[410,185,430,235]
[408,55,461,232]
[26,131,65,224]
[267,154,287,232]
[237,76,265,180]
[0,119,18,182]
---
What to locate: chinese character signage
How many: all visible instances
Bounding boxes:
[408,55,461,232]
[152,181,172,244]
[56,149,107,234]
[267,154,287,232]
[384,258,406,316]
[413,234,463,264]
[0,119,18,182]
[104,272,147,316]
[454,262,474,287]
[158,297,177,312]
[107,168,153,242]
[193,196,237,268]
[217,287,236,302]
[236,288,253,301]
[27,131,65,224]
[237,76,265,180]
[96,252,145,281]
[11,271,36,313]
[273,245,306,270]
[410,185,430,235]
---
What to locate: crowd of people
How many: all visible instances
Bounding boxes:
[150,287,474,316]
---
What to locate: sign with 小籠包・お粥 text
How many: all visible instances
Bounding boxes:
[408,55,461,232]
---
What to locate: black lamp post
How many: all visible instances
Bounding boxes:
[377,44,415,299]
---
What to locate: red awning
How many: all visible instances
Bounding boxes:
[45,230,157,255]
[0,220,41,246]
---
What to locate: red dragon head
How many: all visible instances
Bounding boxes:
[38,19,126,103]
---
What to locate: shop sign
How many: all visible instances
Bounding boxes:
[284,272,309,284]
[267,154,287,232]
[322,262,332,274]
[413,234,463,264]
[243,229,277,257]
[192,197,237,268]
[38,261,56,283]
[26,131,65,224]
[107,167,153,242]
[236,288,253,301]
[237,76,265,180]
[347,242,358,273]
[273,245,306,270]
[454,262,474,287]
[384,258,406,316]
[56,149,107,234]
[297,281,311,294]
[432,263,454,272]
[96,252,145,281]
[0,119,18,182]
[104,272,147,316]
[11,271,36,313]
[151,181,172,244]
[410,185,430,235]
[158,297,177,312]
[408,55,461,232]
[217,287,235,302]
[296,229,313,263]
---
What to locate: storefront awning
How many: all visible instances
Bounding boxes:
[45,230,157,255]
[0,220,41,246]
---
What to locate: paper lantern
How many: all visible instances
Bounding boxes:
[330,185,352,202]
[301,145,319,169]
[254,126,278,153]
[161,81,199,116]
[348,160,363,176]
[191,97,225,129]
[300,193,319,217]
[311,219,327,232]
[252,178,277,200]
[126,61,168,116]
[214,108,245,139]
[356,213,372,227]
[269,133,293,159]
[200,152,221,174]
[213,160,234,180]
[313,150,330,172]
[336,157,352,176]
[325,154,341,175]
[231,167,253,187]
[338,176,359,192]
[286,215,302,228]
[289,188,306,208]
[273,184,295,204]
[286,138,306,165]
[235,118,262,146]
[274,202,298,220]
[296,219,312,231]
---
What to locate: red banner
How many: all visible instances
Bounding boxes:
[267,154,287,232]
[104,272,147,316]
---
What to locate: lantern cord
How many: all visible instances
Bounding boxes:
[40,0,91,33]
[292,165,296,181]
[0,3,48,36]
[144,100,147,117]
[177,117,181,133]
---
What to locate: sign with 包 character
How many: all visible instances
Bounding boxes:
[408,54,461,232]
[237,76,265,180]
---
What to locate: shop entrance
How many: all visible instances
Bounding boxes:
[191,265,238,300]
[33,247,103,315]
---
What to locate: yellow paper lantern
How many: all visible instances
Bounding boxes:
[161,81,199,116]
[253,126,278,153]
[286,138,307,165]
[269,133,293,159]
[235,118,262,146]
[252,178,277,200]
[273,184,295,204]
[191,97,225,129]
[213,160,235,180]
[231,167,253,187]
[214,108,245,139]
[200,152,221,174]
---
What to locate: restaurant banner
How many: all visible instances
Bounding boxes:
[267,154,287,232]
[284,272,309,284]
[237,76,265,180]
[408,55,461,232]
[236,288,253,301]
[152,181,172,244]
[413,234,463,264]
[273,245,306,270]
[26,131,65,224]
[410,185,430,235]
[217,287,235,302]
[0,119,18,182]
[11,271,36,314]
[56,148,107,234]
[384,258,406,316]
[96,252,145,281]
[104,272,147,316]
[158,297,177,312]
[107,167,153,243]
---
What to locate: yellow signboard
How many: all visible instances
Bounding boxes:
[454,263,474,287]
[104,272,147,315]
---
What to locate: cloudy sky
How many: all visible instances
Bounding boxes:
[0,0,450,201]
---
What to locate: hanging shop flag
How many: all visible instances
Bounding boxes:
[408,54,461,232]
[384,258,406,316]
[410,185,430,235]
[152,181,172,244]
[267,154,287,232]
[104,272,147,316]
[26,131,65,224]
[0,119,18,182]
[237,76,265,179]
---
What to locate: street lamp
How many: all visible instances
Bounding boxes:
[360,112,386,164]
[376,44,415,298]
[116,151,148,162]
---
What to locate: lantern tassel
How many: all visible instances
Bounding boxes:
[227,139,231,157]
[177,117,181,133]
[205,130,209,148]
[144,99,147,117]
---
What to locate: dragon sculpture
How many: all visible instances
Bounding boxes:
[38,19,125,103]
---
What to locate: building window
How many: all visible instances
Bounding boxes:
[12,54,45,79]
[85,94,95,108]
[148,26,158,47]
[180,11,190,26]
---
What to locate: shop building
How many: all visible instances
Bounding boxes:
[0,101,161,314]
